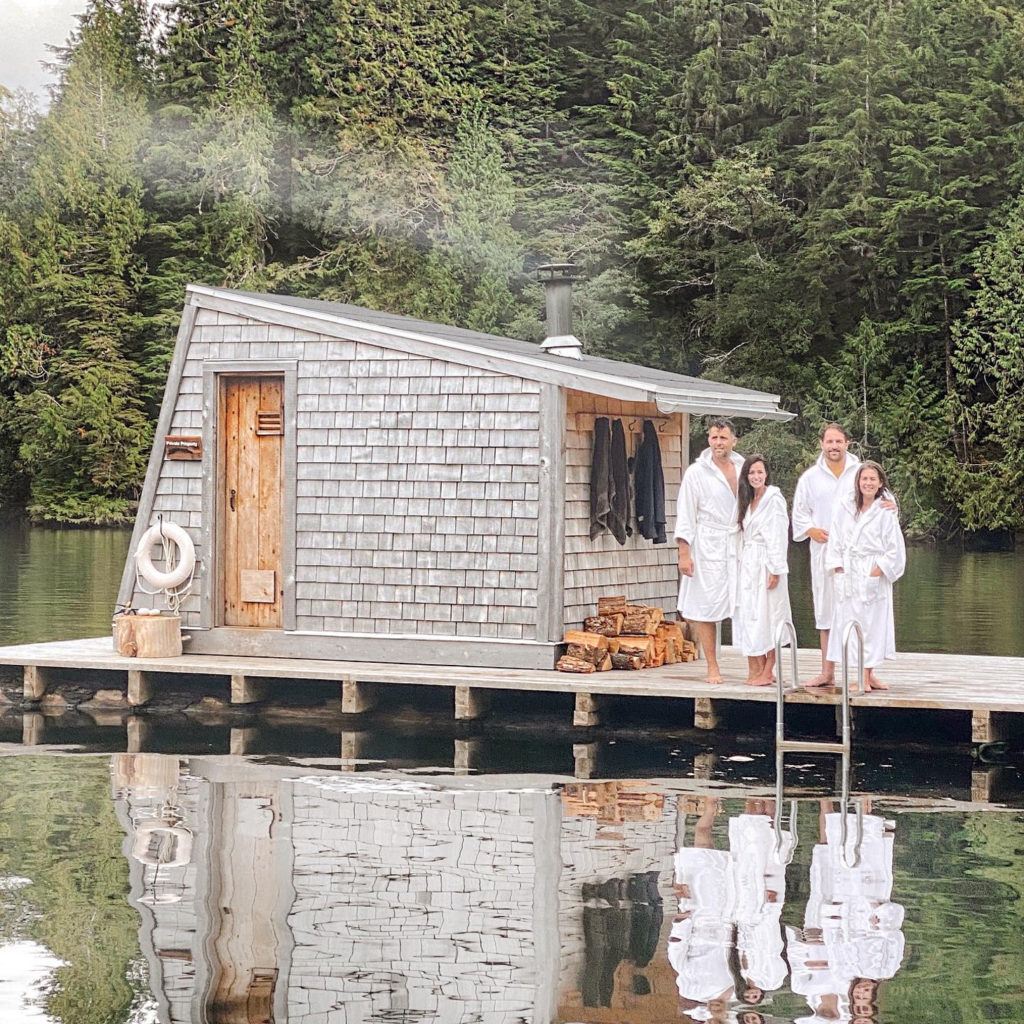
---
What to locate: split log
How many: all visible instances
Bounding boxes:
[566,643,613,671]
[611,651,646,670]
[597,595,628,615]
[583,613,625,637]
[621,607,664,636]
[607,637,621,654]
[557,655,596,674]
[564,630,609,650]
[616,635,655,661]
[656,622,686,664]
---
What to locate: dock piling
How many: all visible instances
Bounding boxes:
[573,691,602,727]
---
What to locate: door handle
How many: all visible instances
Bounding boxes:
[229,489,236,512]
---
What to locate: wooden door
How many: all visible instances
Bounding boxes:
[220,376,283,628]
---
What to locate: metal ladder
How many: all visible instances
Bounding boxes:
[772,620,865,867]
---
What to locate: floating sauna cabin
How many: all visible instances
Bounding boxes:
[118,280,790,669]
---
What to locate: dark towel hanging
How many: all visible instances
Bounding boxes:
[634,419,667,543]
[609,418,631,545]
[590,417,612,540]
[590,417,631,545]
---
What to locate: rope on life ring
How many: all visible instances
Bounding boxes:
[135,520,196,591]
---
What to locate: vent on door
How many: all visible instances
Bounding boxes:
[256,409,283,436]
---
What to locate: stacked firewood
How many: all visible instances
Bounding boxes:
[556,594,699,673]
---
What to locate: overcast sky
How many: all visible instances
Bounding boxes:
[1,0,86,103]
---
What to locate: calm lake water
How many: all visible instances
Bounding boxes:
[0,523,1020,654]
[0,757,1022,1024]
[0,525,1022,1023]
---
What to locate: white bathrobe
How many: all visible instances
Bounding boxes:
[817,813,906,985]
[792,452,861,629]
[675,448,744,622]
[669,846,737,1003]
[734,486,793,657]
[729,813,791,993]
[824,496,906,670]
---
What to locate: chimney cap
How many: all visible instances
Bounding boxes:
[536,262,580,282]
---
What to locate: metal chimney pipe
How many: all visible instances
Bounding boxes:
[537,263,583,359]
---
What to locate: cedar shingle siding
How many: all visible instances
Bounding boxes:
[153,307,542,640]
[126,286,787,667]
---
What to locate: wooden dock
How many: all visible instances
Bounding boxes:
[0,635,1022,747]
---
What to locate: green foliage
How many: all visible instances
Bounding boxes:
[0,757,145,1024]
[2,0,1024,529]
[948,194,1024,533]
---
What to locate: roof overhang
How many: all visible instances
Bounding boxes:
[185,285,794,422]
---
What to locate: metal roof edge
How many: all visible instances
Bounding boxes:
[185,285,791,418]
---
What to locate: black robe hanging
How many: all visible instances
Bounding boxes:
[634,419,667,543]
[590,417,631,545]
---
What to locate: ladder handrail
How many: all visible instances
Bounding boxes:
[773,747,799,865]
[773,619,866,868]
[838,620,864,755]
[774,619,799,747]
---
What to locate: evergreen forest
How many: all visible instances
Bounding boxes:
[1,0,1023,537]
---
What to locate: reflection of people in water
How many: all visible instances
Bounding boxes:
[669,797,792,1022]
[849,976,879,1024]
[787,801,905,1024]
[731,801,791,996]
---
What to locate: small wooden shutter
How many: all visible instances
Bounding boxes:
[256,409,283,436]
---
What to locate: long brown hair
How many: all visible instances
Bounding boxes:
[737,454,770,530]
[854,460,891,516]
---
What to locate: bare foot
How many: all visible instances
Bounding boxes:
[803,673,835,689]
[746,676,773,687]
[865,677,889,691]
[706,674,724,685]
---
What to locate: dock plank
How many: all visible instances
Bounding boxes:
[1,636,1022,715]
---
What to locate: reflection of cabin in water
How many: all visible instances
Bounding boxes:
[119,278,789,668]
[112,755,684,1024]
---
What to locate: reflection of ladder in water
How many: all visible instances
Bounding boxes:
[772,620,865,867]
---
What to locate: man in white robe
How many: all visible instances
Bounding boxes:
[791,423,860,687]
[675,419,743,684]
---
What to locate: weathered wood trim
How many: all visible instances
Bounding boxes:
[22,712,45,746]
[118,301,200,609]
[201,361,298,631]
[187,287,790,418]
[531,791,563,1024]
[536,383,567,644]
[186,627,560,669]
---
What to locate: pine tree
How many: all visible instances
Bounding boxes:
[1,0,156,522]
[948,195,1024,532]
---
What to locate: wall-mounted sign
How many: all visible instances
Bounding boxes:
[164,435,203,461]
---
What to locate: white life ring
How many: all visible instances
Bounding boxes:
[136,521,196,590]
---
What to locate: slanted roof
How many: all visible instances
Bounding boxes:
[188,285,793,421]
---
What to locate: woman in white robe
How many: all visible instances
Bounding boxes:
[825,461,906,690]
[729,809,791,998]
[733,456,793,686]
